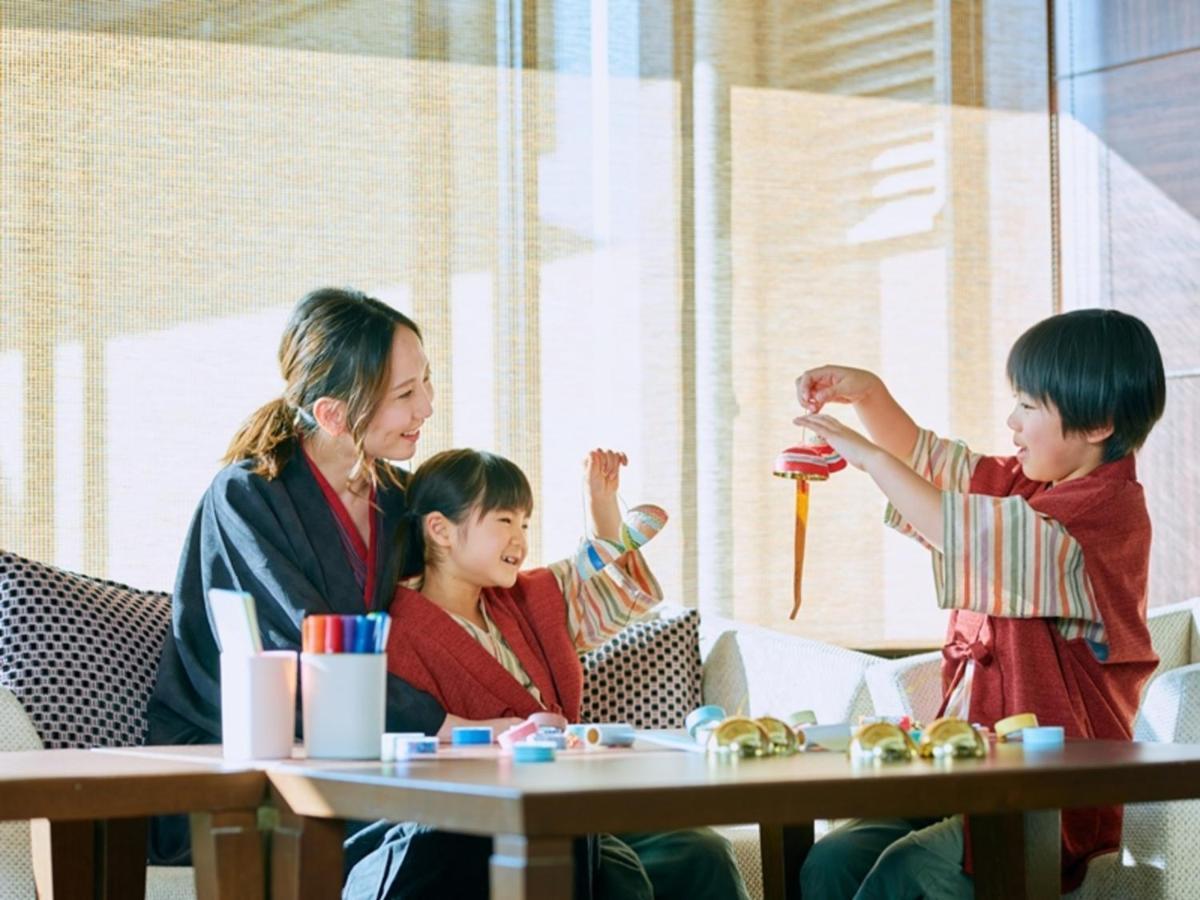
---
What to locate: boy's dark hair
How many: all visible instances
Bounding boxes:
[1006,308,1165,463]
[397,449,534,579]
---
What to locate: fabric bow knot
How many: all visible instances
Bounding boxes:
[942,637,992,665]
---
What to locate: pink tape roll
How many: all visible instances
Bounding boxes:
[498,719,540,750]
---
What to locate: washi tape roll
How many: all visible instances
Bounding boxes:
[995,713,1039,742]
[576,723,635,748]
[528,712,569,731]
[381,732,426,762]
[498,719,540,750]
[1022,726,1065,750]
[395,737,439,758]
[535,727,568,749]
[512,741,557,763]
[787,709,818,728]
[685,705,726,740]
[451,726,494,745]
[795,722,852,752]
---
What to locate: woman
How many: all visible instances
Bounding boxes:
[146,287,444,863]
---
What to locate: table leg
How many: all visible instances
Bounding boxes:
[270,806,344,900]
[30,817,147,899]
[31,819,93,898]
[970,809,1061,900]
[191,809,265,900]
[101,817,148,899]
[490,835,574,900]
[759,822,814,900]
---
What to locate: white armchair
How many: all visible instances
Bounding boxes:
[0,685,39,900]
[864,598,1200,899]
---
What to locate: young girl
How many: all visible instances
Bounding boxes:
[343,448,749,900]
[793,309,1166,898]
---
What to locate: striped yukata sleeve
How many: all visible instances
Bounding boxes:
[884,428,982,548]
[940,493,1106,648]
[548,540,665,653]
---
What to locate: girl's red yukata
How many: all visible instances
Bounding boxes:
[887,429,1158,893]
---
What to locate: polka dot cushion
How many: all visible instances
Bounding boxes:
[580,609,702,729]
[0,551,170,749]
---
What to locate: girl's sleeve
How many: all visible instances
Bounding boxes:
[547,538,665,653]
[884,428,984,548]
[937,493,1105,649]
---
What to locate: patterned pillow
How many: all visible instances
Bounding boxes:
[580,609,702,729]
[0,551,171,749]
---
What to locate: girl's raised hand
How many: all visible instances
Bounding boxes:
[584,449,627,543]
[795,366,879,413]
[584,448,628,499]
[794,413,879,471]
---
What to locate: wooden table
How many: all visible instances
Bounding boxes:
[0,749,266,899]
[261,738,1200,900]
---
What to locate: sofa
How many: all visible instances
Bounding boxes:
[3,548,1199,899]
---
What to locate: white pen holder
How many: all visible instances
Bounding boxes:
[301,652,387,759]
[220,650,297,761]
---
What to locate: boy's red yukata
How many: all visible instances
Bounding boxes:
[887,429,1158,893]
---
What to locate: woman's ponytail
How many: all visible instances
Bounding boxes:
[223,397,304,478]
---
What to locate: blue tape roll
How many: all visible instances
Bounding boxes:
[581,723,635,747]
[452,726,494,745]
[1022,726,1065,749]
[536,727,568,749]
[396,737,438,757]
[513,741,557,763]
[685,705,726,739]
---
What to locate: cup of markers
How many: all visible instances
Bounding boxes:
[302,611,391,654]
[301,613,390,759]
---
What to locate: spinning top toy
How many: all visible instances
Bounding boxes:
[772,442,846,618]
[918,718,987,760]
[849,722,917,763]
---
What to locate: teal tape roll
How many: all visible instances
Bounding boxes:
[513,741,557,763]
[452,726,494,745]
[686,705,726,739]
[1022,726,1065,749]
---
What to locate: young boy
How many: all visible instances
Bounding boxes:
[793,309,1166,898]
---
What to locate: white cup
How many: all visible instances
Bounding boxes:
[220,650,298,760]
[301,652,386,759]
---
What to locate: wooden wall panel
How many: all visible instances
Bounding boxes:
[1055,0,1200,76]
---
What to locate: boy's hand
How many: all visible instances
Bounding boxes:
[584,449,627,543]
[796,366,880,413]
[794,413,879,471]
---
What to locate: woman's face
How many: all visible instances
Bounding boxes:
[362,327,433,462]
